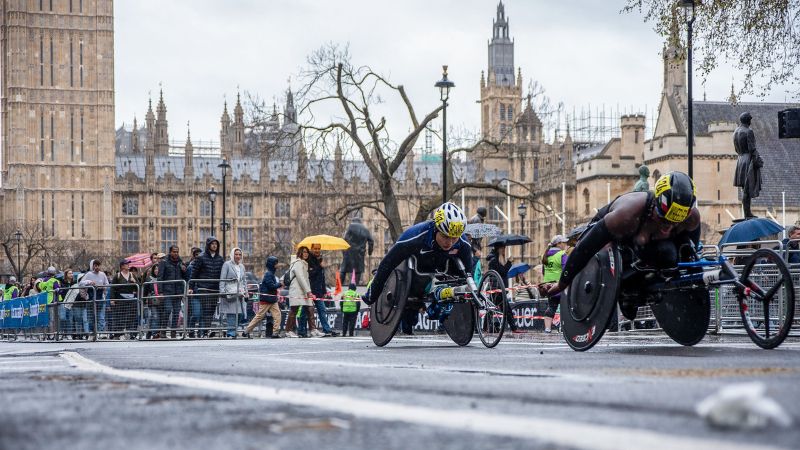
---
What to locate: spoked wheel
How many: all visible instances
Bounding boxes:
[737,248,796,349]
[475,270,508,348]
[370,261,411,347]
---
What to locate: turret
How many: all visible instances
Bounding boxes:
[220,99,231,159]
[154,89,169,155]
[184,123,194,181]
[233,92,245,156]
[620,114,646,161]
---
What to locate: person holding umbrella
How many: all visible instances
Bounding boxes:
[487,243,520,334]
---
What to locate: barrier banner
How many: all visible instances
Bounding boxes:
[0,293,49,329]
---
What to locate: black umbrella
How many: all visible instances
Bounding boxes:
[487,234,531,247]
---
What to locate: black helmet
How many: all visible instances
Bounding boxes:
[653,171,696,223]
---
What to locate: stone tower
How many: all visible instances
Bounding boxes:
[480,1,523,143]
[1,0,115,248]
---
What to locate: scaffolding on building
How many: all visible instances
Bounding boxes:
[548,104,658,145]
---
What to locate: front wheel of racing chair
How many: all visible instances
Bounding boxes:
[370,261,411,347]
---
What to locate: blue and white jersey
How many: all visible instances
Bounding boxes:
[369,220,473,302]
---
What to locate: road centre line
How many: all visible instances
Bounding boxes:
[60,351,784,450]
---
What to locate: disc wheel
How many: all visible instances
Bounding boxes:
[370,261,410,347]
[737,248,796,349]
[561,245,621,351]
[444,302,475,346]
[476,270,508,348]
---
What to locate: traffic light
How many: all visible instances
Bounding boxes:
[778,108,800,139]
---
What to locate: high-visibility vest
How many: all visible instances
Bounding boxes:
[4,285,19,300]
[543,250,566,283]
[342,289,360,313]
[37,277,59,304]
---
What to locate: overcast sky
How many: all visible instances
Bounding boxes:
[114,0,787,147]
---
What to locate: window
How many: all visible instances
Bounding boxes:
[71,194,75,237]
[160,227,178,253]
[634,129,640,144]
[81,193,85,237]
[717,190,721,201]
[49,36,54,86]
[488,206,502,222]
[39,35,44,86]
[652,169,661,182]
[70,111,75,161]
[717,161,720,172]
[40,193,45,233]
[237,228,254,254]
[121,227,140,254]
[79,40,83,87]
[40,112,45,161]
[534,158,539,181]
[199,200,212,217]
[499,104,506,121]
[275,228,292,256]
[122,196,139,215]
[51,192,55,236]
[583,188,590,216]
[50,113,55,160]
[160,197,178,216]
[519,159,526,181]
[69,37,74,87]
[199,227,213,243]
[275,199,290,218]
[80,112,84,161]
[507,105,513,121]
[237,199,253,217]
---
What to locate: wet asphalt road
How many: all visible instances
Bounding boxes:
[1,332,799,450]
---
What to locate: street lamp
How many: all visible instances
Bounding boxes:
[434,65,455,204]
[517,202,527,261]
[217,159,231,256]
[679,0,697,178]
[13,230,22,280]
[207,187,217,237]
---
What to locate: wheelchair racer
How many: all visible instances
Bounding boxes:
[363,202,474,323]
[545,171,702,317]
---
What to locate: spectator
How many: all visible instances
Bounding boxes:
[219,247,247,338]
[284,246,319,338]
[305,243,338,337]
[487,244,520,334]
[80,260,109,335]
[472,245,483,284]
[58,270,79,339]
[341,282,360,337]
[110,259,139,340]
[21,276,38,297]
[189,237,224,337]
[540,235,569,334]
[158,245,189,338]
[37,266,61,305]
[244,256,283,339]
[467,206,488,248]
[4,276,19,300]
[186,246,203,337]
[143,263,161,339]
[783,225,800,264]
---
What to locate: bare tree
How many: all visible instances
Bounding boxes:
[624,0,800,98]
[0,221,50,280]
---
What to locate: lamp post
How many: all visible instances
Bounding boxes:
[207,187,217,237]
[13,230,22,280]
[679,0,696,178]
[435,65,455,204]
[517,202,527,261]
[217,159,231,256]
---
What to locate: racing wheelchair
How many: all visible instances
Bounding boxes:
[561,243,795,351]
[369,256,509,348]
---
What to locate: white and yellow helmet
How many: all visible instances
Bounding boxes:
[433,202,467,238]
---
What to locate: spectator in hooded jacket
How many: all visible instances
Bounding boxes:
[219,247,247,338]
[157,245,189,338]
[303,243,338,337]
[244,256,283,338]
[190,237,224,337]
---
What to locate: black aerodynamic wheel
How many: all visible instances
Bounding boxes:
[476,270,508,348]
[443,301,475,346]
[560,245,621,352]
[370,261,411,347]
[737,248,796,349]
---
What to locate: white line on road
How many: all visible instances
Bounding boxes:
[60,351,785,450]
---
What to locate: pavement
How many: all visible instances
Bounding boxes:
[1,332,799,450]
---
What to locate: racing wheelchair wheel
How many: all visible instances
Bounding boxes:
[737,248,796,349]
[475,270,508,348]
[370,261,411,347]
[560,244,621,351]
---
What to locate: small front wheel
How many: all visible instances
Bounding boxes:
[476,270,508,348]
[737,248,796,349]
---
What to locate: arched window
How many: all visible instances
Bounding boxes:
[499,104,506,121]
[652,169,661,182]
[583,188,590,216]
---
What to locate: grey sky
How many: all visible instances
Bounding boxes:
[114,0,782,146]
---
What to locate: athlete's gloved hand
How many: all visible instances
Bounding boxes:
[546,281,567,297]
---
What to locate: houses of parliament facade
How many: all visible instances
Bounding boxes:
[3,1,796,270]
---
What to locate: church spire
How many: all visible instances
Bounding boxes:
[488,1,515,86]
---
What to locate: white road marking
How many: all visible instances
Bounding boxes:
[61,351,785,450]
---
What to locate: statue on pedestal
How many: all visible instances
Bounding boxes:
[339,217,374,285]
[633,165,650,192]
[733,112,763,219]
